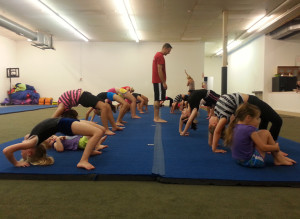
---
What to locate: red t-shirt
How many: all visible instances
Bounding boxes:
[152,52,166,83]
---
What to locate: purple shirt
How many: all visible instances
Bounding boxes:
[53,135,81,151]
[232,124,257,160]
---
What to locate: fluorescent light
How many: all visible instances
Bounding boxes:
[34,0,89,42]
[247,15,274,33]
[215,40,242,56]
[227,40,241,51]
[114,0,139,42]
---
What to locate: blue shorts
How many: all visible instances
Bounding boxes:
[107,92,115,102]
[57,118,79,136]
[236,150,265,168]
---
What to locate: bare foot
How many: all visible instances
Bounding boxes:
[121,120,127,124]
[139,111,145,114]
[77,161,95,170]
[132,115,141,119]
[105,130,116,135]
[91,150,102,156]
[112,126,123,131]
[116,122,125,126]
[279,150,288,156]
[154,118,167,123]
[274,154,296,166]
[95,144,108,151]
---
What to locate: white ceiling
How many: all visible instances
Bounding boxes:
[0,0,299,56]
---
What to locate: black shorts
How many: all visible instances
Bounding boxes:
[153,83,166,101]
[78,91,99,108]
[132,93,141,99]
[97,92,108,102]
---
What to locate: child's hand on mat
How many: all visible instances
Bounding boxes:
[16,160,30,167]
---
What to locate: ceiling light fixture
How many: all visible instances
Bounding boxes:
[35,0,89,42]
[114,0,139,42]
[247,15,274,33]
[215,40,242,56]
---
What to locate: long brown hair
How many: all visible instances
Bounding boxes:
[224,103,260,147]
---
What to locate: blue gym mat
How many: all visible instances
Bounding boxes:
[0,106,300,186]
[0,105,57,114]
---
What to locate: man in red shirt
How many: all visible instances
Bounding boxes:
[152,43,172,122]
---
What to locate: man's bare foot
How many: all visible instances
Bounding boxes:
[132,115,141,119]
[91,150,102,156]
[105,130,116,135]
[139,111,145,114]
[121,120,127,123]
[154,118,167,123]
[112,126,123,131]
[77,161,95,170]
[95,144,108,151]
[274,155,296,166]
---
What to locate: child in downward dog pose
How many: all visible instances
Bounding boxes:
[85,92,124,131]
[132,93,149,113]
[107,86,141,121]
[224,103,296,167]
[3,117,104,170]
[52,89,115,135]
[179,89,219,136]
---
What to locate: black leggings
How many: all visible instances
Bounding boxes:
[248,95,282,141]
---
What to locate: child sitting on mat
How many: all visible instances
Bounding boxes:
[224,103,296,167]
[46,135,108,155]
[3,117,105,170]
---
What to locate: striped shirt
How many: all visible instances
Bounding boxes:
[200,90,220,108]
[174,94,183,102]
[58,89,82,111]
[214,93,243,122]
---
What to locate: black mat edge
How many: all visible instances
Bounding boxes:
[156,177,300,187]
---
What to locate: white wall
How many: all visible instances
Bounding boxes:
[264,36,300,113]
[216,35,300,113]
[14,41,204,103]
[204,56,222,94]
[204,36,266,96]
[0,36,17,102]
[227,36,265,94]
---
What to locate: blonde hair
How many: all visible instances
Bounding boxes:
[21,143,54,166]
[224,103,260,147]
